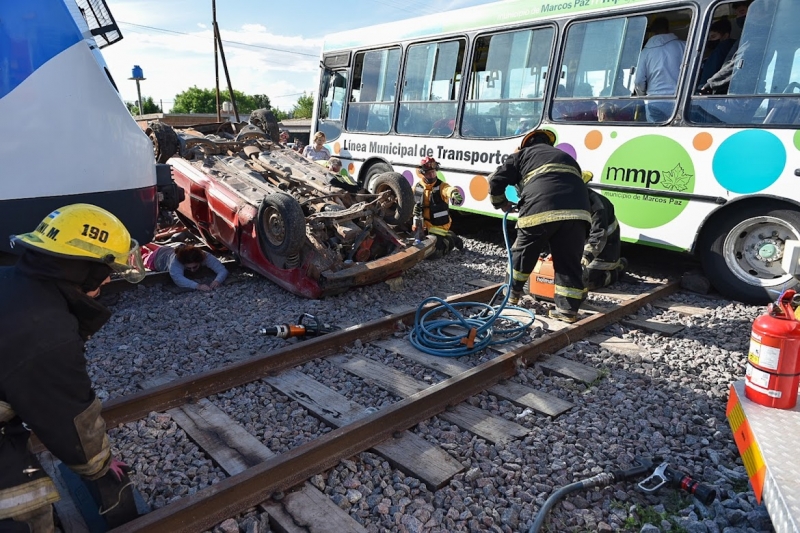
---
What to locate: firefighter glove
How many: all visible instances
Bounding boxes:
[413,203,422,217]
[450,190,463,206]
[581,252,594,268]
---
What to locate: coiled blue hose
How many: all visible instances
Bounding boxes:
[409,211,535,357]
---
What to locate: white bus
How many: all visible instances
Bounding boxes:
[0,0,174,254]
[312,0,800,303]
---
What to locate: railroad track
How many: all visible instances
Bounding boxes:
[34,277,716,533]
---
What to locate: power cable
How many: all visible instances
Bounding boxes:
[117,21,319,58]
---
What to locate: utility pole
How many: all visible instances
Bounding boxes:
[212,0,221,122]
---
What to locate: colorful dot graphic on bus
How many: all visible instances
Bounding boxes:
[556,143,577,160]
[469,175,489,201]
[795,130,800,151]
[333,142,341,154]
[712,130,786,194]
[693,132,713,151]
[585,130,603,150]
[348,163,355,174]
[601,135,694,229]
[451,186,466,207]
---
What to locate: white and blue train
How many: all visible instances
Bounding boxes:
[0,0,167,253]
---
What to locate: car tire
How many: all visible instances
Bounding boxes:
[257,192,306,258]
[249,108,280,143]
[364,162,393,193]
[372,172,414,226]
[146,121,179,164]
[699,203,800,304]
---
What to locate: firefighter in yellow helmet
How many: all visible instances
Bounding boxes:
[0,204,145,531]
[413,156,465,259]
[489,129,591,322]
[582,171,628,290]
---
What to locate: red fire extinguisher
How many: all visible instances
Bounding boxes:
[745,289,800,409]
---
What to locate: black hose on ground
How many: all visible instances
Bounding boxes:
[527,473,614,533]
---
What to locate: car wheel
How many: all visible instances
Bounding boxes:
[249,108,280,143]
[364,162,393,193]
[372,172,414,226]
[699,203,800,304]
[145,121,179,163]
[257,193,306,258]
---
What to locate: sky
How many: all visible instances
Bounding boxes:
[102,0,497,113]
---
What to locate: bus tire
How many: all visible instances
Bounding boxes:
[257,193,306,258]
[699,203,800,304]
[364,162,393,193]
[146,121,179,163]
[372,172,414,226]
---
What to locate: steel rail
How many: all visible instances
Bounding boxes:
[112,280,679,533]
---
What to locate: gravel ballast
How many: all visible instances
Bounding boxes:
[83,223,775,533]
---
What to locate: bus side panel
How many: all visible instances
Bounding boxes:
[0,1,158,251]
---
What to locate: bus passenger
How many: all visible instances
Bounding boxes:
[634,17,685,121]
[141,243,228,291]
[582,172,627,290]
[303,132,331,161]
[697,18,736,91]
[412,156,464,259]
[488,129,590,322]
[1,204,145,530]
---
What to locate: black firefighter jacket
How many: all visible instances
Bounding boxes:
[489,144,591,229]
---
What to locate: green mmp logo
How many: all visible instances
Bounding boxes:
[601,135,695,229]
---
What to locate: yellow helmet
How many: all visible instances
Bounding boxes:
[520,128,556,149]
[582,171,594,183]
[11,204,146,283]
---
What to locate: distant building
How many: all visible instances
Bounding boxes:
[278,118,312,146]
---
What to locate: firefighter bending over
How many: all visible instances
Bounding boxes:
[583,171,628,290]
[489,129,591,322]
[0,204,146,531]
[413,156,465,259]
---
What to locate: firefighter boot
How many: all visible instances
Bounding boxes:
[85,459,139,528]
[549,308,578,323]
[508,289,523,306]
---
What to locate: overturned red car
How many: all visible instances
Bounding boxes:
[149,121,434,298]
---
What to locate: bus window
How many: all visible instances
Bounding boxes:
[463,26,554,138]
[345,48,400,134]
[397,39,466,136]
[689,0,800,126]
[318,69,348,140]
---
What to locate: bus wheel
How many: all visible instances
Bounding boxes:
[699,204,800,304]
[372,172,414,226]
[364,162,393,193]
[257,193,306,259]
[146,121,179,163]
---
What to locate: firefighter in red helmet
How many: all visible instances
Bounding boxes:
[489,129,591,322]
[0,204,144,531]
[413,156,465,259]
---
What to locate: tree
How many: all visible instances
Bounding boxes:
[291,93,315,119]
[172,86,267,115]
[127,96,162,115]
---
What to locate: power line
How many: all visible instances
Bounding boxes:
[117,21,319,58]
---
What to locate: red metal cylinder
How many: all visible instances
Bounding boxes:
[745,290,800,409]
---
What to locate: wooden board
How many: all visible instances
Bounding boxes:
[38,451,90,533]
[330,355,530,443]
[261,485,366,533]
[592,288,636,300]
[373,337,573,417]
[587,334,644,356]
[652,300,708,316]
[537,354,600,383]
[141,376,365,533]
[466,278,499,288]
[621,318,684,336]
[265,369,463,489]
[381,304,415,316]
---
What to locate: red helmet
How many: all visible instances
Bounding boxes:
[419,156,440,172]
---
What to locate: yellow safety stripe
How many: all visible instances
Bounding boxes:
[428,227,449,236]
[67,434,112,479]
[0,478,60,519]
[588,259,622,271]
[0,400,14,423]
[490,194,508,205]
[512,270,530,282]
[519,164,582,188]
[555,285,588,300]
[517,209,591,229]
